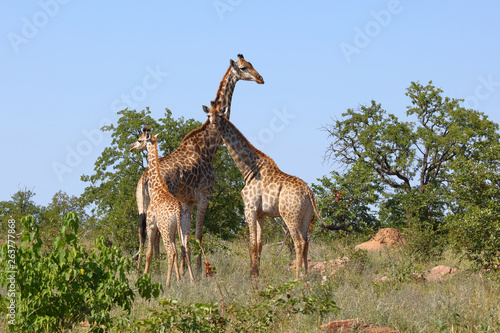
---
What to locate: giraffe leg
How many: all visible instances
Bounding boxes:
[256,216,266,272]
[179,208,195,283]
[144,214,157,275]
[302,238,309,274]
[136,212,146,269]
[160,213,180,287]
[179,202,194,276]
[245,208,260,277]
[283,213,307,280]
[194,195,210,272]
[301,214,312,275]
[289,228,306,279]
[164,237,178,287]
[154,229,161,259]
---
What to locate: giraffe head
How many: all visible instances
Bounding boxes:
[230,54,264,84]
[130,126,157,152]
[202,101,228,126]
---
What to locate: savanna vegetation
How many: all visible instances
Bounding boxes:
[1,81,499,332]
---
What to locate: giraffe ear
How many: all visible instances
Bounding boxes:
[229,59,239,72]
[221,106,229,117]
[202,105,210,114]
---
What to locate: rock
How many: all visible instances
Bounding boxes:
[424,265,459,282]
[374,275,389,282]
[320,319,398,332]
[355,228,406,251]
[289,257,351,278]
[375,265,458,283]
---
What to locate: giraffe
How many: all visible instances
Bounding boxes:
[130,126,195,286]
[203,102,350,278]
[134,54,264,272]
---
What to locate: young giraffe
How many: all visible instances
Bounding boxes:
[130,127,195,286]
[203,102,350,278]
[134,55,264,271]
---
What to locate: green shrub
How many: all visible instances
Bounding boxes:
[0,213,161,332]
[445,155,500,270]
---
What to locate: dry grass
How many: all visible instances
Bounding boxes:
[123,234,500,332]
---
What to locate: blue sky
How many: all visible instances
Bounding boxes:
[1,1,500,206]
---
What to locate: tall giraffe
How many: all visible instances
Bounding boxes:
[130,127,194,286]
[135,54,264,271]
[203,103,350,278]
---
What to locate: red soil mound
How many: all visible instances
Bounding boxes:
[355,228,406,251]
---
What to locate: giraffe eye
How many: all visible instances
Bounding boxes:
[240,67,247,71]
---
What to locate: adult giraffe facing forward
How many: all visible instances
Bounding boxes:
[135,55,264,270]
[203,102,350,278]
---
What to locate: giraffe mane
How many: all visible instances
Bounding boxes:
[221,116,278,168]
[212,65,233,111]
[178,120,211,144]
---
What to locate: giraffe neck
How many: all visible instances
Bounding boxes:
[175,121,221,163]
[212,66,239,119]
[166,66,240,166]
[216,116,270,183]
[146,140,169,200]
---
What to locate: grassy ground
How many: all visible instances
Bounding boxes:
[3,232,498,332]
[114,233,499,332]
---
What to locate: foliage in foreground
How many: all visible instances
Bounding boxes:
[0,213,161,332]
[119,280,339,332]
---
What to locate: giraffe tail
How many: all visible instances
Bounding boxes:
[307,187,351,231]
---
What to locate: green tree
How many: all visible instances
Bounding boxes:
[445,142,500,269]
[38,191,89,252]
[322,81,499,255]
[0,187,40,231]
[311,163,382,234]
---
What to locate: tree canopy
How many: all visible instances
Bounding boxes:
[317,81,500,261]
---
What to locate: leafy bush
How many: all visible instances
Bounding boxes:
[445,154,500,270]
[0,213,161,332]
